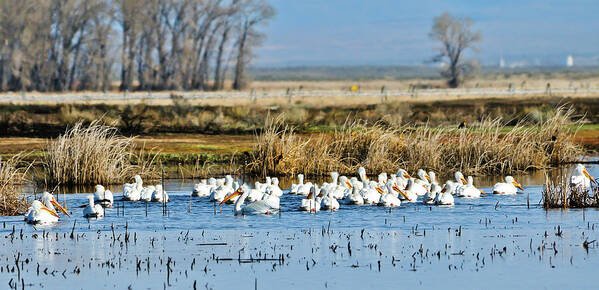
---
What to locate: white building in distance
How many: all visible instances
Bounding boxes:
[566,55,574,67]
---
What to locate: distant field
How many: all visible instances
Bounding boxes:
[1,75,598,106]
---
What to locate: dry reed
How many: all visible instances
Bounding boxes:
[542,172,599,208]
[42,120,159,186]
[248,106,582,177]
[0,153,32,215]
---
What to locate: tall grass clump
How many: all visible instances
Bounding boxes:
[0,154,32,215]
[42,120,159,186]
[248,106,583,177]
[543,172,599,208]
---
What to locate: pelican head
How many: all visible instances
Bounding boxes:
[428,171,436,183]
[397,169,411,179]
[576,164,597,185]
[378,173,388,185]
[42,192,69,217]
[95,185,105,194]
[358,167,367,181]
[506,176,524,191]
[417,169,429,182]
[455,172,466,184]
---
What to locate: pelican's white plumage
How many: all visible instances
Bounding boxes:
[457,176,485,198]
[140,185,156,202]
[94,185,113,207]
[400,179,419,202]
[435,182,455,205]
[342,182,364,205]
[193,179,215,197]
[83,195,104,218]
[300,185,321,212]
[123,175,143,201]
[424,183,441,205]
[152,184,170,203]
[209,175,235,202]
[570,164,596,191]
[321,186,340,211]
[24,200,60,224]
[220,187,278,215]
[492,176,524,195]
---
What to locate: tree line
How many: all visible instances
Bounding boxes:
[0,0,274,92]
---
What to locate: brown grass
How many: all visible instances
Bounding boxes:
[543,172,599,208]
[41,120,159,186]
[248,106,583,177]
[0,153,32,215]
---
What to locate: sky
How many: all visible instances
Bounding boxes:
[253,0,599,67]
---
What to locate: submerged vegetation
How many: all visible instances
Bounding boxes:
[248,107,583,177]
[41,121,159,186]
[0,153,32,215]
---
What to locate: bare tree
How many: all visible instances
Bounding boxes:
[0,0,275,92]
[429,12,481,88]
[232,0,275,90]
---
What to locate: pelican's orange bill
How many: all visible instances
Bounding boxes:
[219,188,243,205]
[346,181,353,188]
[375,187,384,194]
[512,181,524,191]
[51,199,70,217]
[583,169,597,185]
[41,207,60,218]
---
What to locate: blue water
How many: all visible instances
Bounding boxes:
[0,165,598,289]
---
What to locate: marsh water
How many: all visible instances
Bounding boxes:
[1,164,599,289]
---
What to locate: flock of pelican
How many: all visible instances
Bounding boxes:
[23,164,596,223]
[210,167,529,215]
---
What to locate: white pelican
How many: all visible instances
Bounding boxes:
[399,179,419,202]
[342,182,364,205]
[289,174,303,194]
[424,183,441,205]
[209,176,234,202]
[256,177,272,192]
[296,175,313,196]
[457,176,485,198]
[193,179,216,197]
[220,187,278,215]
[260,190,281,210]
[414,169,431,192]
[247,182,265,202]
[428,171,438,186]
[300,185,321,212]
[435,182,455,205]
[140,185,156,202]
[24,201,60,225]
[361,181,381,205]
[123,175,143,201]
[94,185,113,208]
[321,186,340,211]
[83,195,104,218]
[329,175,350,199]
[492,176,524,195]
[378,183,401,207]
[449,172,468,195]
[152,185,170,202]
[266,177,283,197]
[570,164,596,191]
